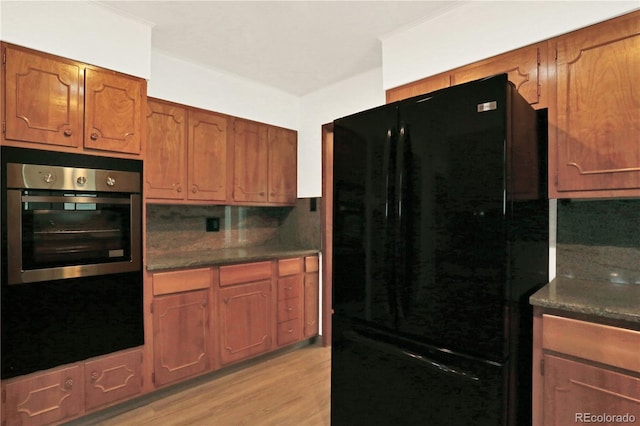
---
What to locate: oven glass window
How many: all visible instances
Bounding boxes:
[21,190,132,270]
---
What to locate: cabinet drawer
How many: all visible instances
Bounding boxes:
[305,255,319,272]
[277,319,302,346]
[84,348,142,411]
[542,314,640,372]
[278,257,302,276]
[278,275,301,300]
[153,268,211,295]
[277,297,301,322]
[219,261,272,287]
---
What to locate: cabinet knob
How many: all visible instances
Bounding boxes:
[192,186,198,194]
[64,129,72,137]
[202,300,207,307]
[260,192,266,196]
[106,176,116,187]
[91,371,99,382]
[90,132,99,140]
[176,186,182,193]
[64,378,74,389]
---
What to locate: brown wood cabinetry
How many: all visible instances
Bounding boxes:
[188,109,229,201]
[84,349,142,411]
[2,43,145,156]
[232,118,297,205]
[276,258,303,346]
[218,261,274,365]
[549,11,640,198]
[532,311,640,426]
[4,365,83,426]
[385,42,548,109]
[304,256,320,338]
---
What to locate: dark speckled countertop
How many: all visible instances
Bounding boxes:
[530,277,640,323]
[146,246,321,271]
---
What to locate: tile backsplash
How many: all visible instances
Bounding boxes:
[146,198,321,257]
[556,199,640,284]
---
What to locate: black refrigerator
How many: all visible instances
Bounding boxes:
[331,74,548,426]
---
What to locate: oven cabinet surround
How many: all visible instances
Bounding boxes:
[532,310,640,426]
[385,11,640,198]
[386,41,548,109]
[1,43,145,157]
[548,11,640,198]
[145,98,297,206]
[1,348,143,426]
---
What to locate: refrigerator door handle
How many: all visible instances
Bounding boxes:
[395,125,409,318]
[383,128,398,319]
[344,330,481,382]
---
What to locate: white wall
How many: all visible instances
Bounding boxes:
[0,1,152,79]
[381,1,639,90]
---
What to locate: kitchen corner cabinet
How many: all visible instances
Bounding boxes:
[218,261,274,365]
[2,43,145,155]
[532,311,640,426]
[385,42,548,109]
[303,255,320,338]
[549,11,640,198]
[145,99,229,202]
[151,269,213,387]
[232,118,297,205]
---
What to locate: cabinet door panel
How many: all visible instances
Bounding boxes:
[4,46,82,147]
[268,127,297,204]
[304,271,320,338]
[188,110,229,201]
[84,68,143,154]
[5,365,83,426]
[153,290,210,386]
[219,280,272,364]
[553,12,640,195]
[543,355,640,425]
[232,119,269,203]
[84,349,142,411]
[146,100,187,199]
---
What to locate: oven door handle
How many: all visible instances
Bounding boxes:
[21,195,132,204]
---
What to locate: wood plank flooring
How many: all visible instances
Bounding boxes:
[72,343,330,426]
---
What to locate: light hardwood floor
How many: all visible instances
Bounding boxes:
[72,343,331,426]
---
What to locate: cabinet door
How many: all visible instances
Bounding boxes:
[188,110,229,201]
[84,349,142,411]
[153,290,210,386]
[304,270,319,338]
[450,43,546,109]
[218,280,272,365]
[146,100,187,199]
[551,12,640,196]
[268,127,297,204]
[232,119,269,203]
[84,68,143,154]
[543,354,640,425]
[5,365,83,426]
[3,45,82,147]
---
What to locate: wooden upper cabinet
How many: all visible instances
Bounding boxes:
[188,109,229,201]
[232,118,269,203]
[268,126,297,204]
[3,44,82,147]
[550,11,640,197]
[146,99,187,199]
[84,68,144,154]
[450,42,546,109]
[386,72,450,103]
[2,43,145,156]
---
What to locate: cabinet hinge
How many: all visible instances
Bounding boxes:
[540,358,545,376]
[2,49,5,65]
[152,372,156,384]
[150,302,153,314]
[2,121,5,134]
[536,48,541,66]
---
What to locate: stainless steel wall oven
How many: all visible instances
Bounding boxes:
[1,147,144,379]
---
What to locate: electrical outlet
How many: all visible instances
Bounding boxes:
[206,217,220,232]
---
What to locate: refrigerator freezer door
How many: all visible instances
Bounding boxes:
[331,316,505,426]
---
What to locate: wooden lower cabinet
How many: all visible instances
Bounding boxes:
[4,365,83,426]
[543,354,640,425]
[84,349,143,412]
[304,256,320,338]
[277,273,303,347]
[152,290,211,387]
[218,279,273,365]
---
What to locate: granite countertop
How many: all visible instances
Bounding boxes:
[530,277,640,323]
[146,246,321,271]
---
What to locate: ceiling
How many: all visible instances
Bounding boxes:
[95,1,467,96]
